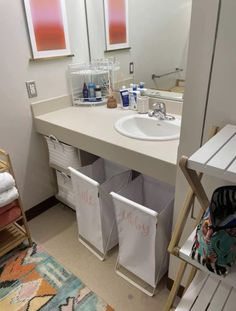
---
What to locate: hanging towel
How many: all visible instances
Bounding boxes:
[0,172,15,194]
[0,206,21,227]
[0,200,18,215]
[0,187,19,208]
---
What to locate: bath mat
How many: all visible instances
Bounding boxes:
[0,243,114,311]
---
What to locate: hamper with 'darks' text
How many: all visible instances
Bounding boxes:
[69,158,131,260]
[111,174,175,296]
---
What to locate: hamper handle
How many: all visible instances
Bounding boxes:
[49,135,59,142]
[49,135,65,151]
[60,171,70,184]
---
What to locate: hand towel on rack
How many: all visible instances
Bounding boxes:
[0,206,21,227]
[0,200,18,215]
[0,187,19,208]
[0,172,15,194]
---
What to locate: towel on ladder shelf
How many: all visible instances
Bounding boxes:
[0,205,21,227]
[0,201,18,215]
[0,172,15,194]
[0,187,19,208]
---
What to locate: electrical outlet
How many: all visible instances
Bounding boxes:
[129,62,134,74]
[25,80,38,98]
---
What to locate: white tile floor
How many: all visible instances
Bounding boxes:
[29,203,170,311]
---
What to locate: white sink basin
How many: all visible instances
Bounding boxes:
[114,114,181,141]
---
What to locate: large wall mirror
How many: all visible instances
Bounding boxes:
[85,0,192,98]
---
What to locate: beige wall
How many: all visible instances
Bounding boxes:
[169,0,236,284]
[0,0,89,210]
[203,0,236,136]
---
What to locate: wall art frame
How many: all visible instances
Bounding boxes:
[23,0,72,60]
[103,0,130,51]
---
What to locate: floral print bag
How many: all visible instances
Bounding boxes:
[191,186,236,276]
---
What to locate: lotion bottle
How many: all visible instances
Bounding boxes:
[120,86,130,109]
[129,92,137,110]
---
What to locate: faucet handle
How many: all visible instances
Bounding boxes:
[148,110,154,117]
[151,102,159,112]
[152,102,166,113]
[158,102,166,112]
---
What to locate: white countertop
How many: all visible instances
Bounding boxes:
[32,99,180,185]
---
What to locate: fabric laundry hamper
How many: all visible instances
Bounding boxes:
[69,158,132,261]
[111,174,175,296]
[56,171,75,210]
[45,135,81,173]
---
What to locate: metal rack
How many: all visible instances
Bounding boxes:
[68,58,120,106]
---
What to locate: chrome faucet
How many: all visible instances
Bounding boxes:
[148,102,175,120]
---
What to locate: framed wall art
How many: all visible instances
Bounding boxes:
[103,0,129,51]
[23,0,71,59]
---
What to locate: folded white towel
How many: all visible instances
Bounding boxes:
[0,187,19,208]
[0,172,15,194]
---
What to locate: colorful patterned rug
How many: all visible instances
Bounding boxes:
[0,243,114,311]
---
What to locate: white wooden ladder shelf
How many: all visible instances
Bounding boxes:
[188,124,236,183]
[176,272,235,311]
[164,124,236,311]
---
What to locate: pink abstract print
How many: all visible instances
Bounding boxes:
[29,0,66,51]
[108,0,127,44]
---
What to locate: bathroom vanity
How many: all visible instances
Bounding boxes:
[31,95,182,185]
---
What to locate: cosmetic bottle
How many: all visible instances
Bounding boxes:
[129,92,137,110]
[133,90,141,102]
[82,82,89,102]
[88,82,96,102]
[133,84,137,91]
[138,82,145,95]
[120,86,130,109]
[95,85,102,101]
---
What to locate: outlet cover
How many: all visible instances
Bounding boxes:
[25,81,38,98]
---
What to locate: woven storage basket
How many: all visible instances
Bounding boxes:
[45,135,81,173]
[56,170,75,209]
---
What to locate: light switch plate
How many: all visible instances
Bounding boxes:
[129,62,134,74]
[25,80,38,98]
